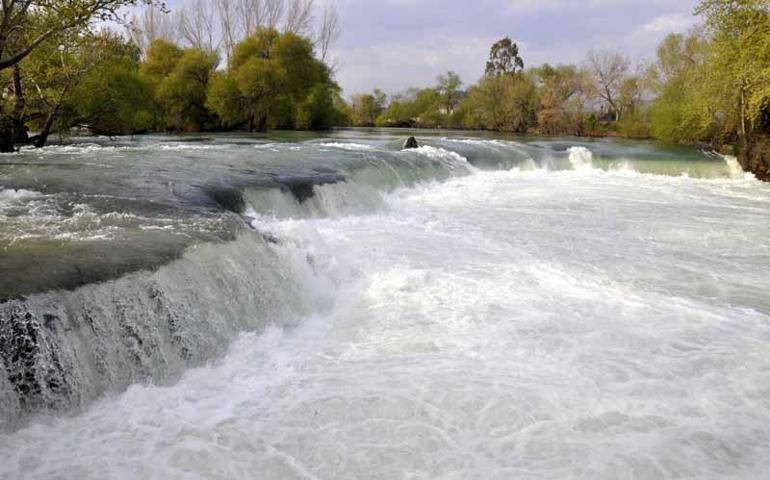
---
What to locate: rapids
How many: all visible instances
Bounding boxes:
[1,130,769,479]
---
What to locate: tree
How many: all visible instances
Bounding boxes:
[206,28,336,131]
[533,64,591,135]
[585,50,630,121]
[696,0,770,140]
[155,48,219,131]
[126,4,176,54]
[65,39,154,136]
[351,89,386,126]
[0,0,161,151]
[647,32,710,143]
[285,0,314,36]
[462,73,538,133]
[177,0,218,52]
[141,39,183,77]
[295,81,338,129]
[485,37,524,77]
[19,32,139,146]
[215,0,239,59]
[436,71,463,115]
[0,0,160,71]
[317,3,341,66]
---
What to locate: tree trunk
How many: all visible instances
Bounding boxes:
[739,84,747,141]
[11,65,29,144]
[0,121,14,152]
[32,108,59,148]
[255,114,268,133]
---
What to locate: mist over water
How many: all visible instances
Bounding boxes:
[1,132,769,479]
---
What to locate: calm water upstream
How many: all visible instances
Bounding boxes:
[1,130,769,479]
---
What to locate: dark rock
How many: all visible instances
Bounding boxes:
[204,186,246,213]
[402,136,420,150]
[739,135,770,182]
[275,173,346,204]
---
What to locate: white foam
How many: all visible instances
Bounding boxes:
[568,146,594,171]
[317,142,376,151]
[0,188,43,201]
[407,145,478,173]
[3,165,770,478]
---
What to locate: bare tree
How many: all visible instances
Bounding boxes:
[285,0,314,35]
[264,0,285,29]
[215,0,240,59]
[236,0,265,37]
[586,50,630,121]
[177,0,218,52]
[317,2,340,63]
[127,5,176,54]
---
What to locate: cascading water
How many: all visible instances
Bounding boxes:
[1,131,769,479]
[568,145,595,170]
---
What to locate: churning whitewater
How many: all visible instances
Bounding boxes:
[1,133,769,479]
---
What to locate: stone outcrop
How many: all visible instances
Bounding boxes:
[402,137,419,149]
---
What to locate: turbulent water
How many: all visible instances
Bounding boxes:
[1,130,769,479]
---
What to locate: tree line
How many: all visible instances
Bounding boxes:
[0,0,344,151]
[348,1,769,177]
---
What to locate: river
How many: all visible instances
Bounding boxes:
[1,130,769,479]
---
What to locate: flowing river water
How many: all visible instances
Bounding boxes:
[0,130,769,479]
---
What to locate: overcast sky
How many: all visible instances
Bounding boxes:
[170,0,702,96]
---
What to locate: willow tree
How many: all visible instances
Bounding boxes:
[206,28,336,131]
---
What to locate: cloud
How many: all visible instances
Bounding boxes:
[505,0,678,14]
[643,13,697,32]
[334,33,498,96]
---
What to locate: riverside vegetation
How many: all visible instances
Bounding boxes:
[0,0,768,178]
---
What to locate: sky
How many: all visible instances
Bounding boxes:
[170,0,702,96]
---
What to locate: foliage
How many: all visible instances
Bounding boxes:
[0,0,161,71]
[485,37,524,77]
[533,64,590,135]
[436,71,463,115]
[461,73,538,133]
[696,0,770,138]
[206,28,338,131]
[372,72,465,129]
[648,32,712,143]
[350,89,387,127]
[155,48,219,130]
[65,37,155,135]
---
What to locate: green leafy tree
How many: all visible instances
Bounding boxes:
[485,37,524,77]
[155,48,219,131]
[66,39,154,135]
[21,32,144,145]
[141,39,183,77]
[351,89,387,126]
[0,0,160,71]
[0,0,161,151]
[648,32,711,143]
[436,71,463,115]
[462,73,538,132]
[207,28,336,131]
[696,0,770,140]
[295,82,340,130]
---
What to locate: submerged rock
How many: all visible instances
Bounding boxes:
[402,136,419,150]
